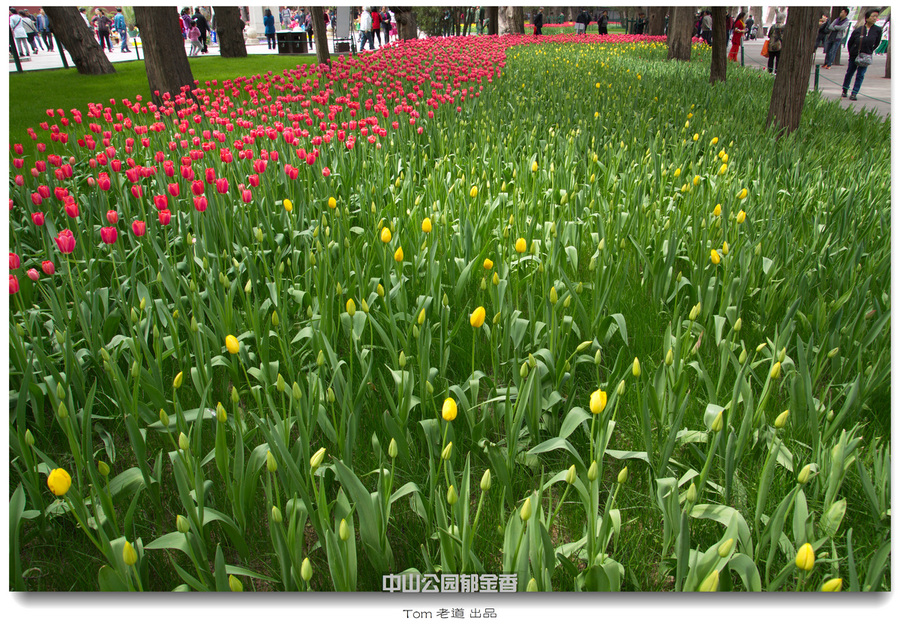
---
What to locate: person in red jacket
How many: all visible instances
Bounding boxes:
[371,7,381,47]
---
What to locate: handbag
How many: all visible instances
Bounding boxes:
[856,52,873,66]
[761,39,769,57]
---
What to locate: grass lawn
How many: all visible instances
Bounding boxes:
[8,55,318,146]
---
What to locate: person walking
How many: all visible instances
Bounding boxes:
[263,8,275,50]
[21,10,40,53]
[823,8,850,69]
[727,11,746,62]
[93,8,113,52]
[842,9,882,101]
[36,9,53,52]
[114,8,130,53]
[766,13,785,75]
[192,8,209,53]
[700,10,713,46]
[597,10,608,35]
[575,9,589,35]
[188,20,202,56]
[358,8,373,50]
[381,8,391,44]
[534,8,543,35]
[371,7,381,47]
[9,9,30,57]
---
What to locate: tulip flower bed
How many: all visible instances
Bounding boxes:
[9,34,891,593]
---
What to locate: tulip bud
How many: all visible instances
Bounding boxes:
[266,450,277,473]
[316,350,325,367]
[827,410,834,422]
[519,497,533,522]
[56,382,66,400]
[441,441,453,460]
[178,432,190,451]
[526,578,538,592]
[718,538,734,558]
[587,461,598,482]
[666,348,674,366]
[698,569,719,592]
[310,447,326,470]
[739,348,747,364]
[377,284,386,298]
[797,464,812,485]
[360,298,369,314]
[770,361,782,379]
[300,557,313,582]
[271,505,283,524]
[616,379,625,396]
[594,349,602,365]
[821,578,842,592]
[632,357,641,377]
[617,466,629,484]
[447,484,458,505]
[388,438,398,459]
[57,402,68,420]
[480,469,492,492]
[159,409,170,427]
[686,483,697,503]
[123,540,138,566]
[339,519,350,542]
[563,294,572,308]
[176,514,190,534]
[228,575,243,592]
[98,460,110,477]
[173,371,183,389]
[292,382,302,401]
[100,347,110,362]
[25,429,35,448]
[549,287,558,305]
[777,347,787,362]
[711,411,723,433]
[275,373,286,394]
[230,386,240,403]
[426,380,434,395]
[774,409,789,429]
[795,543,815,571]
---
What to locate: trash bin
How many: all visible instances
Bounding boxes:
[277,31,308,54]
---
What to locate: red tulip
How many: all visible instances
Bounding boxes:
[65,203,80,219]
[248,174,260,188]
[31,193,42,206]
[13,144,23,155]
[111,159,122,172]
[54,229,76,254]
[253,159,267,173]
[158,210,171,225]
[31,212,44,226]
[191,180,205,196]
[14,175,24,187]
[205,167,216,184]
[27,268,39,281]
[131,185,143,199]
[193,196,208,212]
[98,176,111,191]
[10,275,19,294]
[9,253,21,269]
[168,182,180,196]
[100,226,118,244]
[164,161,175,177]
[154,195,169,211]
[13,158,24,169]
[241,189,253,203]
[132,220,146,237]
[322,167,331,177]
[42,260,55,275]
[216,178,229,194]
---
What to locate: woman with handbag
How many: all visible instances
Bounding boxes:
[842,10,882,101]
[766,13,785,75]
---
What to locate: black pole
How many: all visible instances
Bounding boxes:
[55,33,69,68]
[10,27,23,72]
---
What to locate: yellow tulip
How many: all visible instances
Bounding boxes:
[698,569,719,592]
[301,557,313,582]
[515,238,527,253]
[380,227,392,243]
[328,197,337,210]
[736,210,746,224]
[795,543,815,571]
[421,217,432,233]
[394,246,404,263]
[737,188,748,200]
[632,357,641,377]
[821,578,843,592]
[590,389,607,414]
[225,334,240,355]
[442,398,457,421]
[470,306,486,328]
[713,204,721,216]
[469,185,478,198]
[711,249,721,265]
[346,299,356,316]
[719,163,728,175]
[531,161,539,172]
[47,467,71,497]
[123,540,138,566]
[722,241,729,255]
[483,258,493,271]
[283,199,293,212]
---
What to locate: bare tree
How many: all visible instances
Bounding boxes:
[766,6,825,135]
[133,6,194,106]
[310,7,329,65]
[648,6,667,36]
[486,7,499,36]
[391,7,418,40]
[510,7,525,34]
[43,6,115,75]
[213,6,248,57]
[710,7,727,83]
[667,6,694,61]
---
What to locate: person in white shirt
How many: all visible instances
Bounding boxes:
[359,7,373,50]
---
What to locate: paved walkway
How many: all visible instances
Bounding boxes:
[10,34,891,118]
[739,37,891,118]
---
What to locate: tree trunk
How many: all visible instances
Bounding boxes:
[463,7,473,36]
[487,7,499,35]
[213,6,247,57]
[392,8,417,40]
[648,6,666,36]
[310,7,329,66]
[133,6,194,105]
[710,7,728,83]
[766,6,825,135]
[667,6,694,61]
[885,23,891,78]
[43,6,115,75]
[511,7,525,34]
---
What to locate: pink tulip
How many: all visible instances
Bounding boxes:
[54,229,76,254]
